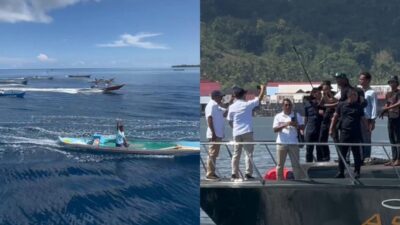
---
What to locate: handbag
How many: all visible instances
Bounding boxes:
[293,112,305,148]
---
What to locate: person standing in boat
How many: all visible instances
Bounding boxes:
[359,72,377,164]
[303,87,323,162]
[273,98,306,180]
[116,122,129,147]
[317,81,337,161]
[228,84,266,181]
[379,76,400,166]
[329,88,367,178]
[333,72,366,164]
[205,90,227,180]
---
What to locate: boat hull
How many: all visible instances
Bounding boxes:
[102,84,124,92]
[0,92,25,98]
[58,137,199,156]
[67,75,91,78]
[201,180,400,225]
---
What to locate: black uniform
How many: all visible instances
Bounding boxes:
[318,98,335,161]
[304,99,323,162]
[338,86,366,163]
[335,101,364,174]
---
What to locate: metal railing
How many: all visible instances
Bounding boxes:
[200,141,400,185]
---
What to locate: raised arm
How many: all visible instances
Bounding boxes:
[257,84,266,104]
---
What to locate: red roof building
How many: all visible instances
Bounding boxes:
[200,80,221,97]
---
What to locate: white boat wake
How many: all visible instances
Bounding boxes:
[0,87,103,94]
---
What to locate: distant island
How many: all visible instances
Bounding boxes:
[171,64,200,68]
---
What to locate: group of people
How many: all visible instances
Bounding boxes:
[205,85,265,180]
[205,71,400,181]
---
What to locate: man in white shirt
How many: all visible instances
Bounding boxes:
[273,98,306,180]
[227,85,266,181]
[359,72,377,163]
[205,90,227,180]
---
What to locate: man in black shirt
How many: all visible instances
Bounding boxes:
[304,87,323,162]
[329,88,367,179]
[334,72,366,107]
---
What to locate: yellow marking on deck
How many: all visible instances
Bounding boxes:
[392,216,400,225]
[362,214,381,225]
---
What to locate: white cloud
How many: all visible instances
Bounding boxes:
[37,53,56,62]
[97,32,169,50]
[0,0,98,23]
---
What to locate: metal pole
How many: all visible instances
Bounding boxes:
[200,145,208,174]
[224,144,244,180]
[292,46,314,88]
[264,144,277,166]
[382,146,400,179]
[334,145,361,185]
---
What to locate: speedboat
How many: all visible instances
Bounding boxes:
[67,75,91,78]
[58,135,199,156]
[0,90,25,98]
[26,76,54,80]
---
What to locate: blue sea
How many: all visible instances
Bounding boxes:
[0,68,199,225]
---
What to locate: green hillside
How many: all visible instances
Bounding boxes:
[201,0,400,89]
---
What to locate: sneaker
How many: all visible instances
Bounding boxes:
[334,172,345,178]
[205,174,220,181]
[245,174,255,180]
[231,174,241,182]
[354,172,360,179]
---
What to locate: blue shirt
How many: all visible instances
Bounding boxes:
[363,88,377,120]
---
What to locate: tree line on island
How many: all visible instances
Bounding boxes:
[201,0,400,90]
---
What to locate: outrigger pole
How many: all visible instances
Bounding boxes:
[292,46,314,88]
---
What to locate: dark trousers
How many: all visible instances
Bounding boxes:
[338,131,361,174]
[361,120,372,160]
[388,117,400,161]
[305,125,321,162]
[318,123,331,161]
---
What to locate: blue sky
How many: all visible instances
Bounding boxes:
[0,0,199,69]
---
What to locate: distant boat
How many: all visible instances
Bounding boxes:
[0,91,25,98]
[0,78,28,85]
[67,75,91,78]
[26,76,54,80]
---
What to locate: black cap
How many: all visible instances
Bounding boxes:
[311,87,322,92]
[388,75,399,84]
[232,86,247,98]
[334,72,347,79]
[211,90,224,98]
[319,80,332,89]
